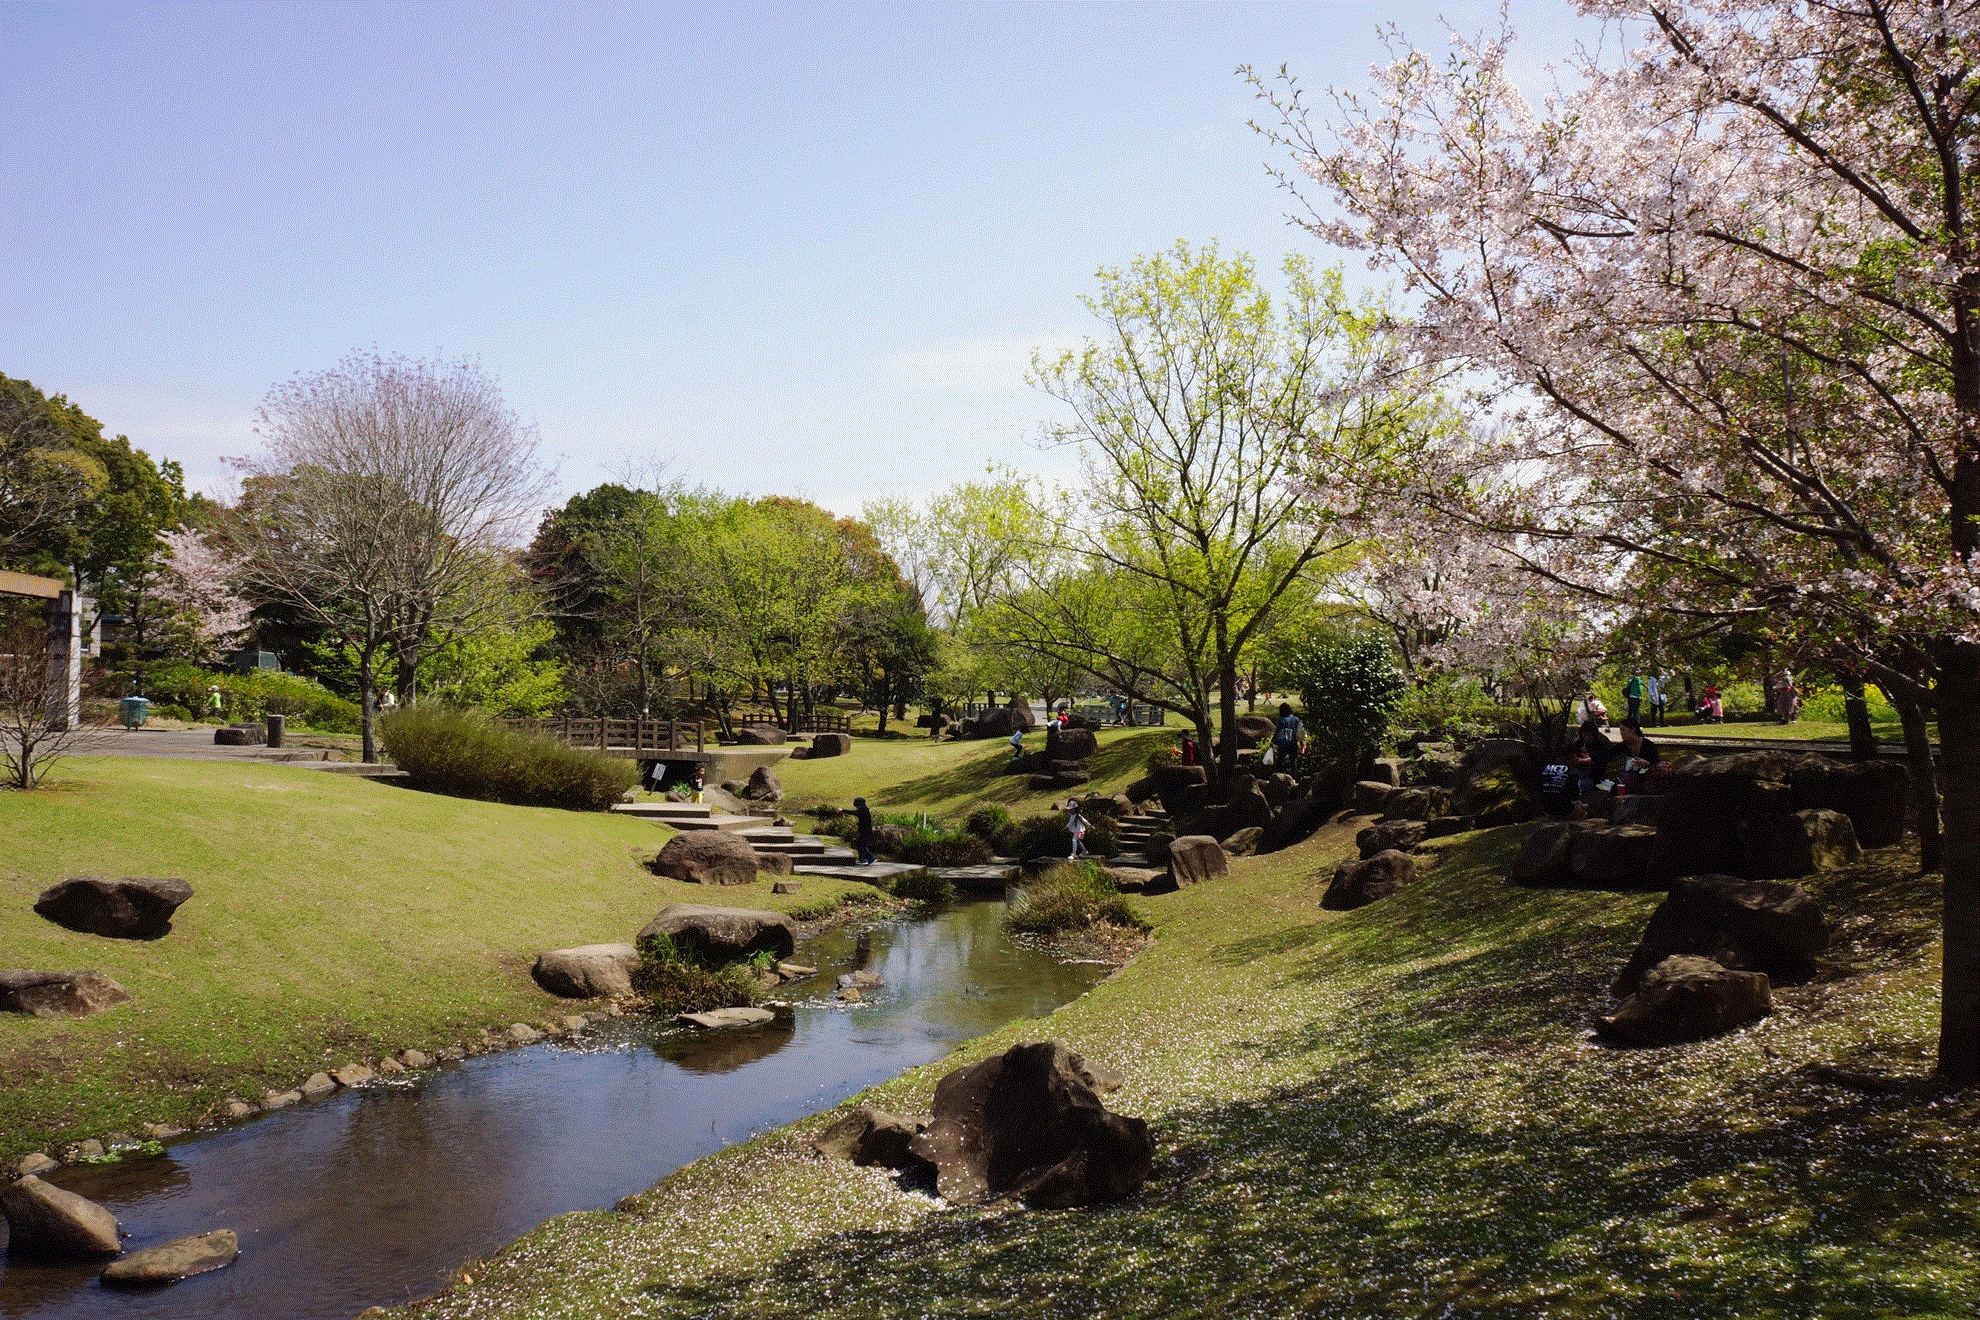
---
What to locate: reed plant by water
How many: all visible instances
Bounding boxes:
[1004,861,1145,937]
[630,933,763,1015]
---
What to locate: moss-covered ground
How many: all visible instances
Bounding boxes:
[0,756,884,1156]
[388,805,1977,1319]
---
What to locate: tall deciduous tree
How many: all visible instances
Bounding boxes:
[1004,241,1422,785]
[1258,0,1980,1080]
[226,352,548,762]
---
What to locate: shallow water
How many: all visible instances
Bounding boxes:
[0,898,1106,1319]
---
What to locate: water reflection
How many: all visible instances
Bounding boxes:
[0,898,1104,1320]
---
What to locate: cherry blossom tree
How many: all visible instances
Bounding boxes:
[1255,0,1980,1080]
[226,352,549,762]
[154,528,252,664]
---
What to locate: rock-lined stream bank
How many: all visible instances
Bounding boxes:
[0,897,1108,1319]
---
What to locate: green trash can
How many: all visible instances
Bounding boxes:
[119,696,149,729]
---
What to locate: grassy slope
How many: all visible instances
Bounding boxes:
[0,756,882,1156]
[775,727,1174,819]
[397,816,1977,1318]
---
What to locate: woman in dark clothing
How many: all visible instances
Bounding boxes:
[1568,718,1618,793]
[1616,718,1660,769]
[853,797,875,865]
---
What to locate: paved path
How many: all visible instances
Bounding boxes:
[72,727,370,766]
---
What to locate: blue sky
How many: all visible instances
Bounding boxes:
[3,1,1597,522]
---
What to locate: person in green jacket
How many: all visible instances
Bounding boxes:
[1625,673,1645,724]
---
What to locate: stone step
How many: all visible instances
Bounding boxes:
[624,809,778,833]
[612,801,712,819]
[792,859,928,883]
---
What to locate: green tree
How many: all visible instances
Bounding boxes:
[996,242,1420,784]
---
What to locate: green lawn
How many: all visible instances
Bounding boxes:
[0,756,883,1156]
[393,812,1974,1318]
[774,726,1176,819]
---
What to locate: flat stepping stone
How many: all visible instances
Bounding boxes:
[792,860,928,882]
[929,865,1017,892]
[101,1230,239,1287]
[675,1007,775,1029]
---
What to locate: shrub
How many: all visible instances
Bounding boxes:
[887,869,958,904]
[380,704,636,811]
[1005,862,1147,936]
[893,826,994,868]
[1005,811,1119,860]
[964,804,1014,842]
[630,934,761,1015]
[1281,632,1404,778]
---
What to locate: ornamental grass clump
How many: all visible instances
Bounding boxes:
[892,825,993,868]
[380,704,636,811]
[1004,861,1146,937]
[964,804,1015,848]
[886,869,957,904]
[630,933,763,1015]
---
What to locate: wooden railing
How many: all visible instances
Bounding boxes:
[731,710,852,734]
[502,717,707,753]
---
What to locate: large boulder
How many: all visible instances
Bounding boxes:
[653,831,761,886]
[1568,824,1660,889]
[1612,874,1833,997]
[1787,756,1909,849]
[0,1176,122,1258]
[1760,808,1862,877]
[1645,751,1890,883]
[639,904,796,963]
[811,1105,925,1169]
[1380,787,1448,823]
[1222,826,1264,857]
[212,724,264,746]
[1350,781,1396,814]
[742,766,784,801]
[34,877,194,939]
[1261,794,1333,853]
[1507,820,1604,887]
[1598,955,1772,1046]
[0,969,131,1019]
[733,725,788,745]
[1357,820,1426,859]
[530,944,641,999]
[100,1229,238,1287]
[971,700,1038,738]
[1323,850,1418,910]
[1149,765,1210,819]
[808,732,851,758]
[1044,725,1099,761]
[1645,751,1798,883]
[906,1042,1152,1208]
[1166,836,1228,888]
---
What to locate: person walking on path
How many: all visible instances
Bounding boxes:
[1065,799,1089,859]
[1645,673,1667,727]
[853,797,876,865]
[1625,674,1645,724]
[1272,703,1304,775]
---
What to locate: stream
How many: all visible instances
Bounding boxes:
[1,897,1108,1319]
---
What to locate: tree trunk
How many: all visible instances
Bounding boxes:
[1214,626,1239,793]
[1934,637,1979,1084]
[358,646,379,764]
[1841,672,1876,759]
[1895,689,1943,874]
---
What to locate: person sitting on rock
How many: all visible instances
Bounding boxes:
[1568,718,1618,794]
[1614,718,1662,793]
